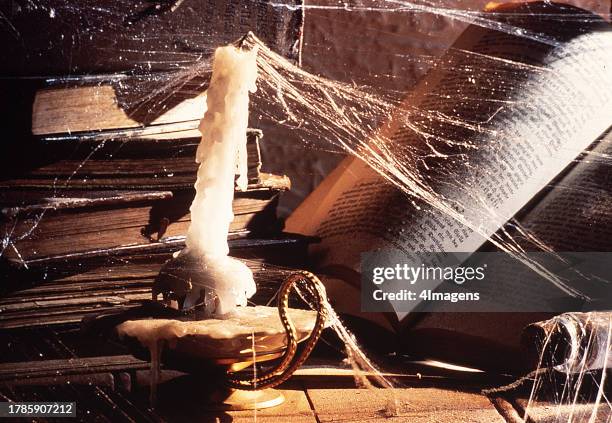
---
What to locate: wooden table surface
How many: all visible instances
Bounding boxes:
[1,355,607,422]
[136,362,508,423]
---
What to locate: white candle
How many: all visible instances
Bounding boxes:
[181,45,258,316]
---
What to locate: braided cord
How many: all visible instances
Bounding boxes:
[225,271,328,390]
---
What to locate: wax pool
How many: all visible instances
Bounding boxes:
[180,44,258,316]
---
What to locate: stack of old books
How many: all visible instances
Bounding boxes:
[0,0,311,339]
[0,0,311,408]
[0,90,313,332]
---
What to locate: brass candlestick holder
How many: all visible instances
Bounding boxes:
[112,261,328,411]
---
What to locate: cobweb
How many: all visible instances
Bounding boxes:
[484,311,612,422]
[1,0,612,421]
[249,5,612,417]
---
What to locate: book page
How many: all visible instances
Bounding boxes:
[518,129,612,251]
[286,6,612,320]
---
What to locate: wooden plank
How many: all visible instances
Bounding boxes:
[218,390,316,423]
[0,355,149,383]
[306,387,505,422]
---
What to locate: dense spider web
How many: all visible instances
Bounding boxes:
[1,0,611,421]
[248,6,612,418]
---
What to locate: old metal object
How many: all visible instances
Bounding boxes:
[121,270,328,409]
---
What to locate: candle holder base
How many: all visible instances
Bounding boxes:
[83,271,328,411]
[143,372,288,415]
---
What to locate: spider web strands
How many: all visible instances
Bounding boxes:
[524,313,612,422]
[246,31,604,299]
[2,2,611,420]
[266,0,608,45]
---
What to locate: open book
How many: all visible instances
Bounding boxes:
[286,2,612,364]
